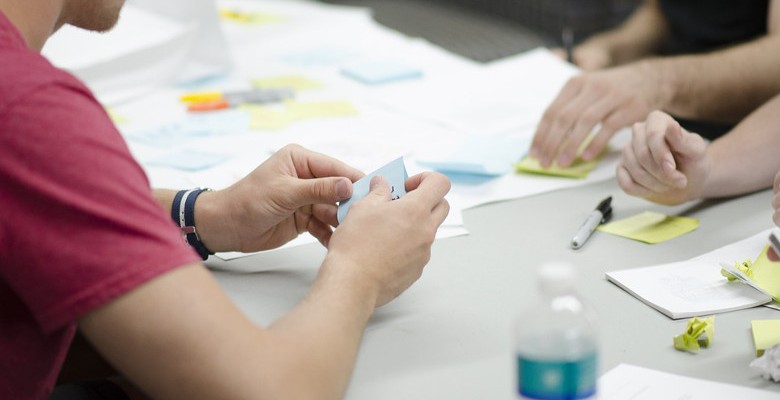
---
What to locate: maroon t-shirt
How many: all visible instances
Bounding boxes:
[0,12,200,399]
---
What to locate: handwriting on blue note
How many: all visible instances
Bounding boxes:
[417,135,529,176]
[341,60,423,85]
[337,157,408,223]
[146,149,229,171]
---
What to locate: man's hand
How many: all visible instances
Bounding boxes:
[196,144,364,253]
[530,61,666,168]
[324,172,450,308]
[616,111,710,205]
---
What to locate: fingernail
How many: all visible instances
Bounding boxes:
[336,178,351,200]
[581,150,593,161]
[369,175,386,190]
[557,154,572,167]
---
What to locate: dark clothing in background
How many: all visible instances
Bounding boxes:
[657,0,770,139]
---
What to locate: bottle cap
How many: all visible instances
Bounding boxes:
[538,262,576,294]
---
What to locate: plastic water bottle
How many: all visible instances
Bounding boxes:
[514,262,598,399]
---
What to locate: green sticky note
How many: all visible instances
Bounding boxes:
[674,316,715,352]
[747,245,780,300]
[514,156,599,179]
[752,320,780,356]
[597,211,699,244]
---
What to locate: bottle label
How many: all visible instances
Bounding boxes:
[516,352,597,400]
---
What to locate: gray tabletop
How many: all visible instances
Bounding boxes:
[209,177,780,399]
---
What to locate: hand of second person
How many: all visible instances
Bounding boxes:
[196,144,364,253]
[551,44,613,71]
[616,111,709,205]
[530,61,666,168]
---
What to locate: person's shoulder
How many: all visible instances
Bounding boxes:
[0,47,90,114]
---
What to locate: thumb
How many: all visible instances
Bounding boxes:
[361,175,392,204]
[666,124,705,160]
[293,176,353,205]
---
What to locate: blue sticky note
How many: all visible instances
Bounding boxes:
[282,47,357,67]
[417,136,529,176]
[146,149,229,171]
[125,110,250,148]
[341,60,423,85]
[338,157,408,223]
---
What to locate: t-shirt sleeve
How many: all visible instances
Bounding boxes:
[0,79,201,333]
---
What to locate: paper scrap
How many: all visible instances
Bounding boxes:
[105,108,128,124]
[752,320,780,356]
[219,8,283,25]
[341,60,423,85]
[417,135,528,176]
[673,316,715,352]
[750,343,780,382]
[514,155,599,179]
[146,149,229,171]
[338,157,408,223]
[252,75,324,91]
[597,211,699,244]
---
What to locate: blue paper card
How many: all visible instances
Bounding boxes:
[417,135,529,176]
[338,157,408,223]
[341,60,423,85]
[146,149,229,171]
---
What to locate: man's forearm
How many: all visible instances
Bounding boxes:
[701,94,780,198]
[652,34,780,123]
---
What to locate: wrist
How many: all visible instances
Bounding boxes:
[635,58,674,111]
[318,252,380,312]
[171,188,215,259]
[192,189,238,253]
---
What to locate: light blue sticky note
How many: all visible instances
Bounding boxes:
[417,136,529,176]
[282,47,357,67]
[341,60,423,85]
[338,157,408,223]
[125,109,250,148]
[146,149,229,171]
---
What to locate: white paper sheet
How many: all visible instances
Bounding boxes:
[599,364,778,399]
[606,229,776,319]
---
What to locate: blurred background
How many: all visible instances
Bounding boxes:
[321,0,641,62]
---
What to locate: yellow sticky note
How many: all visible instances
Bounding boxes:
[285,100,358,119]
[252,75,323,91]
[597,211,699,244]
[752,320,780,356]
[243,105,295,131]
[514,156,599,179]
[219,9,283,25]
[746,246,780,299]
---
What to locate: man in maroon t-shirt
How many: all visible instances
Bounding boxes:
[0,1,451,399]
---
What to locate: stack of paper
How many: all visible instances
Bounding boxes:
[606,229,776,319]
